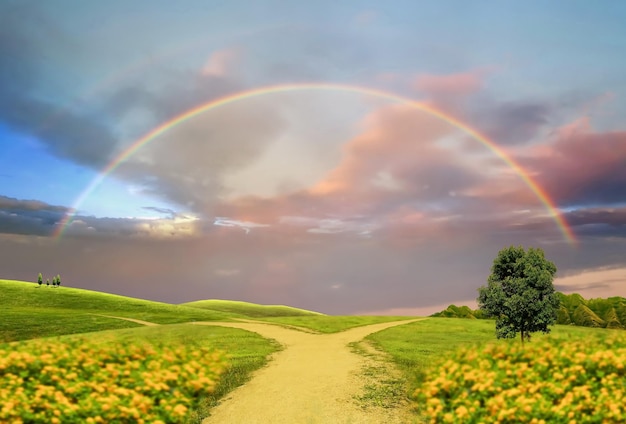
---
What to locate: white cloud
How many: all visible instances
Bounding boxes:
[213,217,269,234]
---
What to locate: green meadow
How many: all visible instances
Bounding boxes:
[258,315,416,333]
[0,279,235,342]
[2,278,624,423]
[182,299,324,318]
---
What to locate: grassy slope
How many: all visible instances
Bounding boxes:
[258,315,416,333]
[0,279,236,342]
[182,299,324,318]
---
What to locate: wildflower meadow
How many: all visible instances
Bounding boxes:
[0,338,226,423]
[413,332,626,423]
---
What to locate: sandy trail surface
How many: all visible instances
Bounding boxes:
[91,314,160,326]
[193,319,424,424]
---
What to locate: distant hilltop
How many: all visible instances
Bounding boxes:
[432,293,626,330]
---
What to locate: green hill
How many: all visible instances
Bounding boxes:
[431,304,485,319]
[181,299,324,317]
[0,279,235,342]
[431,292,626,330]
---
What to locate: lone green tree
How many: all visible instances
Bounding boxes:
[37,273,43,287]
[477,246,559,345]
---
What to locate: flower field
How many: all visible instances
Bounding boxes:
[413,331,626,423]
[0,338,226,423]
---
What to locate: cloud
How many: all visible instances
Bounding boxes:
[0,6,119,168]
[554,267,626,298]
[481,100,552,145]
[523,119,626,207]
[280,215,379,236]
[565,207,626,229]
[141,206,178,218]
[0,196,67,236]
[202,48,241,77]
[413,71,484,97]
[310,103,478,198]
[0,196,202,239]
[213,217,270,234]
[61,214,202,239]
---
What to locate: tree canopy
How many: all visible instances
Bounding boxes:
[477,245,559,344]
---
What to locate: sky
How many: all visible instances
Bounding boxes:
[1,0,625,315]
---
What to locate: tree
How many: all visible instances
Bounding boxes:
[52,276,57,287]
[37,273,43,287]
[46,278,50,287]
[56,274,61,288]
[477,246,559,345]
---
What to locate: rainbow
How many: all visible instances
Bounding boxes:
[53,83,577,244]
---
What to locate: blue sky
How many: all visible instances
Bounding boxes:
[1,0,625,313]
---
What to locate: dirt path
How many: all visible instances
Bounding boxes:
[193,319,425,424]
[91,314,160,326]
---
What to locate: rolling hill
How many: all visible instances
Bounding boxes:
[0,279,324,342]
[181,299,324,317]
[431,292,626,330]
[0,279,236,341]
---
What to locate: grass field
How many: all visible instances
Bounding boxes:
[258,315,416,333]
[4,277,623,422]
[368,318,609,385]
[393,319,626,422]
[367,318,623,422]
[0,279,238,341]
[182,299,323,318]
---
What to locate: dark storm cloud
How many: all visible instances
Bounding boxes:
[483,101,551,145]
[0,196,67,213]
[0,196,67,236]
[0,4,118,168]
[0,3,254,179]
[141,206,178,218]
[528,128,626,207]
[566,208,626,228]
[0,195,204,239]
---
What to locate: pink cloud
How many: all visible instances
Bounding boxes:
[201,48,240,77]
[310,103,456,196]
[413,71,484,97]
[527,120,626,205]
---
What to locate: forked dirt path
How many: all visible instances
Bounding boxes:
[193,319,425,424]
